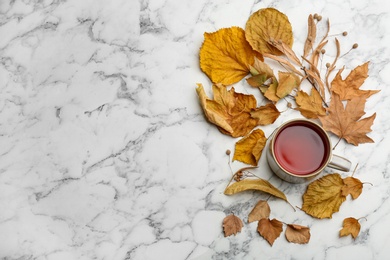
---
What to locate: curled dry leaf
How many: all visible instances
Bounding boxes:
[233,129,267,166]
[224,179,289,204]
[341,176,363,199]
[196,83,262,137]
[257,218,283,246]
[331,62,380,101]
[245,8,293,56]
[319,93,376,146]
[276,71,300,99]
[295,88,326,119]
[199,27,263,85]
[339,217,361,239]
[302,173,346,219]
[248,200,271,223]
[250,103,280,126]
[223,214,244,237]
[285,224,311,244]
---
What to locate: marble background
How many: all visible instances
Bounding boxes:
[0,0,389,259]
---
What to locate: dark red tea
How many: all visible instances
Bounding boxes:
[273,121,330,175]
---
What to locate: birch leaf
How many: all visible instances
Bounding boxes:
[248,200,271,223]
[285,224,311,244]
[341,176,363,199]
[257,218,283,246]
[223,214,244,237]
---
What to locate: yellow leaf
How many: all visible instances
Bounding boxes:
[295,88,326,119]
[248,200,271,223]
[257,218,283,246]
[302,173,346,219]
[276,71,300,98]
[339,217,361,239]
[250,103,280,126]
[223,214,244,237]
[199,27,263,85]
[224,179,288,203]
[233,129,267,166]
[341,176,363,199]
[285,224,311,244]
[245,8,293,56]
[196,83,262,137]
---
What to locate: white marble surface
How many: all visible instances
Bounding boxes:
[0,0,389,259]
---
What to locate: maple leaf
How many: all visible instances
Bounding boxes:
[233,129,267,166]
[331,62,380,100]
[341,176,363,199]
[319,93,376,146]
[245,8,293,56]
[257,218,283,246]
[295,88,326,119]
[285,224,311,244]
[199,27,263,85]
[224,179,288,203]
[302,173,346,219]
[248,200,271,223]
[339,217,361,239]
[196,83,263,137]
[223,214,244,237]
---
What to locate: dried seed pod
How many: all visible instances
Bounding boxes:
[352,43,359,49]
[342,31,348,36]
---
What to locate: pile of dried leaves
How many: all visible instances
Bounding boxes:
[196,8,379,244]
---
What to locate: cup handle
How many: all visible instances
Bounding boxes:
[328,154,351,172]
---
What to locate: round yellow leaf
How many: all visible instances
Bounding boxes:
[245,8,293,55]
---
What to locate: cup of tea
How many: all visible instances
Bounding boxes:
[266,119,351,183]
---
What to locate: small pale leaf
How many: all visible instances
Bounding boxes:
[285,224,311,244]
[339,217,361,239]
[248,200,271,223]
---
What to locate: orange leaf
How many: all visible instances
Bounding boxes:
[276,71,300,98]
[342,177,363,199]
[331,62,380,100]
[250,103,280,126]
[223,214,244,237]
[199,27,263,85]
[339,217,361,239]
[295,88,326,119]
[196,83,262,137]
[257,218,283,246]
[248,200,271,223]
[285,224,311,244]
[319,93,376,146]
[302,173,346,219]
[233,129,267,166]
[245,8,293,56]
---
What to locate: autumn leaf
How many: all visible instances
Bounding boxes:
[295,88,326,119]
[245,8,293,56]
[223,214,244,237]
[339,217,361,239]
[276,71,300,99]
[250,103,280,126]
[233,129,267,166]
[247,58,278,97]
[248,200,271,223]
[196,83,263,137]
[257,218,283,246]
[303,14,317,58]
[285,224,311,244]
[331,62,379,100]
[341,176,363,199]
[224,179,289,203]
[318,93,376,146]
[302,173,346,219]
[199,27,263,85]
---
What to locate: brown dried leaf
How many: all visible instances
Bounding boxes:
[276,71,300,98]
[196,83,264,137]
[285,224,311,244]
[303,14,317,58]
[268,39,302,66]
[302,173,346,219]
[331,62,380,100]
[199,27,263,85]
[224,179,288,203]
[233,129,267,166]
[248,200,271,223]
[250,103,280,126]
[257,218,283,246]
[339,217,361,239]
[318,93,376,146]
[295,88,326,119]
[342,176,363,199]
[245,8,293,56]
[263,53,304,77]
[223,214,244,237]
